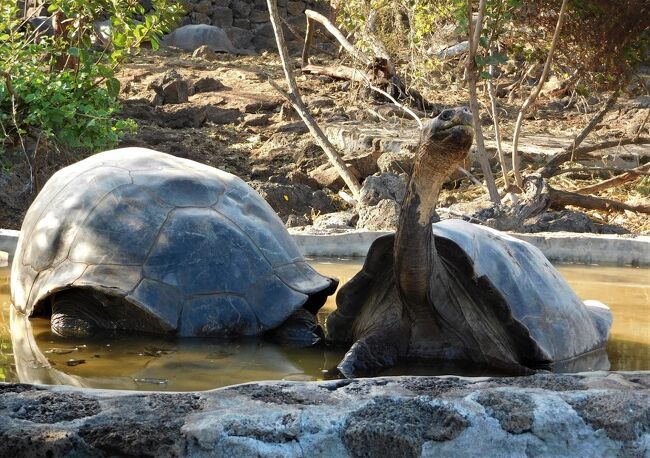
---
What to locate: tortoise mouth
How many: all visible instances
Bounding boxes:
[431,124,474,144]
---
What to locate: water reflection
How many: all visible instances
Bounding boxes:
[1,260,648,391]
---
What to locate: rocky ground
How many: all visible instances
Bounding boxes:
[0,46,648,234]
[1,372,649,457]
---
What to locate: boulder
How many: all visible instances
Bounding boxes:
[359,173,407,207]
[194,0,212,15]
[148,70,189,105]
[309,164,361,191]
[286,1,306,16]
[191,45,219,60]
[242,113,271,127]
[211,7,234,28]
[205,107,244,125]
[154,104,207,129]
[377,152,415,174]
[192,77,225,94]
[250,181,337,220]
[225,26,254,50]
[342,149,382,179]
[285,214,312,227]
[287,170,321,189]
[163,24,237,53]
[313,211,358,230]
[357,198,400,231]
[231,0,253,18]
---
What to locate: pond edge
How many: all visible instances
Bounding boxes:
[2,228,650,266]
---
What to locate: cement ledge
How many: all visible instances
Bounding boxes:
[2,228,650,266]
[291,229,650,267]
[0,372,648,457]
[0,229,19,259]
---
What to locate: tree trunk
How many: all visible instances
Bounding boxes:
[466,0,500,204]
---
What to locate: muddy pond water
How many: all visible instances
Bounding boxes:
[0,260,648,391]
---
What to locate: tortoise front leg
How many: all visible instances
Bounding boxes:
[50,289,104,338]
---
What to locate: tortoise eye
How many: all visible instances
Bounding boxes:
[440,110,452,120]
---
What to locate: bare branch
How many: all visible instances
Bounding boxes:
[572,163,650,195]
[266,0,362,198]
[302,9,372,68]
[540,91,621,178]
[511,0,569,187]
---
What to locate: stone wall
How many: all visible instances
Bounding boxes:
[178,0,327,51]
[1,372,649,457]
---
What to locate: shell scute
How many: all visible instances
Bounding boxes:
[69,184,171,266]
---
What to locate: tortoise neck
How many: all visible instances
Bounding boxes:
[393,140,462,310]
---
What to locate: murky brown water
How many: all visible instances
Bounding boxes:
[0,259,648,391]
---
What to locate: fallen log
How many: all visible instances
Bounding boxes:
[548,187,650,214]
[517,175,650,219]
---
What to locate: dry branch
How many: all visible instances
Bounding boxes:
[540,91,620,178]
[266,0,361,198]
[301,9,435,112]
[548,187,650,214]
[511,0,569,187]
[573,163,650,195]
[302,63,367,82]
[513,175,650,225]
[302,9,371,68]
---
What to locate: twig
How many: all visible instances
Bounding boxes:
[540,91,621,178]
[302,9,372,68]
[361,77,423,129]
[511,0,569,187]
[457,166,483,186]
[1,71,17,99]
[9,95,33,194]
[633,110,650,142]
[572,163,650,195]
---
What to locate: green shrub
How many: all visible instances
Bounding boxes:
[0,0,184,154]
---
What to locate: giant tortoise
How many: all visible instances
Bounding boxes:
[11,148,336,343]
[326,107,612,377]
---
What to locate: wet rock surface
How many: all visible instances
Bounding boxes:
[0,372,648,457]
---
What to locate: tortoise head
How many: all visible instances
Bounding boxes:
[417,106,474,168]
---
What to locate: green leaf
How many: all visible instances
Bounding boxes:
[479,71,493,80]
[106,77,120,98]
[68,47,80,57]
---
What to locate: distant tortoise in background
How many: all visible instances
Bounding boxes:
[11,148,337,343]
[326,107,612,377]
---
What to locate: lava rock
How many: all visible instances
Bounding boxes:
[359,173,407,207]
[250,181,336,220]
[343,397,468,458]
[356,198,400,231]
[377,152,415,174]
[193,76,225,94]
[312,211,358,230]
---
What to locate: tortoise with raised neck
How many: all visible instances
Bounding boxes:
[327,106,612,377]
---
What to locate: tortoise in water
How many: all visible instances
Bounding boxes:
[326,107,612,377]
[11,148,336,343]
